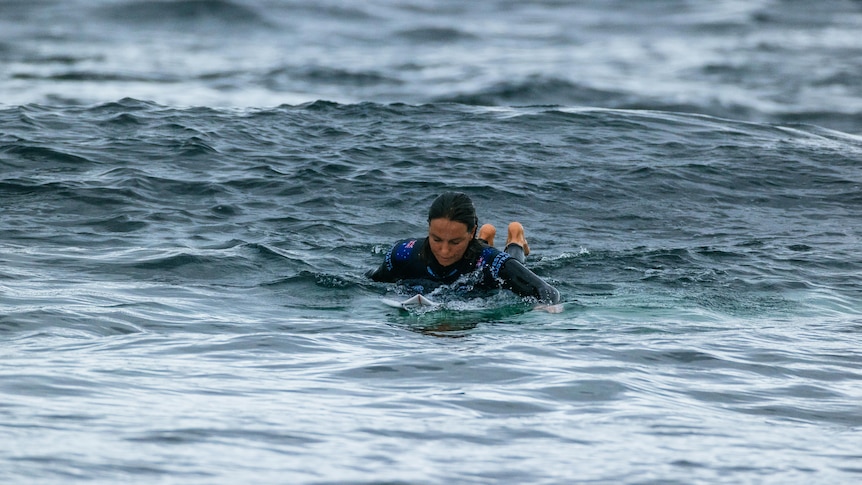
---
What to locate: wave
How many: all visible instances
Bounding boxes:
[395,26,478,44]
[1,145,94,168]
[96,0,272,30]
[263,65,404,91]
[433,75,745,121]
[435,76,626,107]
[2,100,859,321]
[432,74,862,133]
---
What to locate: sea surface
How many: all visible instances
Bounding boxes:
[2,1,862,484]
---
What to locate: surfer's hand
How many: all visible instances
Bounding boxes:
[534,303,564,314]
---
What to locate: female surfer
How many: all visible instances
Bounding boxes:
[367,192,561,307]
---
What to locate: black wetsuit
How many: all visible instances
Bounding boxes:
[367,238,560,304]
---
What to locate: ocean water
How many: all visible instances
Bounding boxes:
[2,1,862,484]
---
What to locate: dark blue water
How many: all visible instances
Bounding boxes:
[2,1,862,484]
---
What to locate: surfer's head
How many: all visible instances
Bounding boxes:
[428,192,478,232]
[427,192,478,267]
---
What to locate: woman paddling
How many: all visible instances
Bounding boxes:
[367,192,561,306]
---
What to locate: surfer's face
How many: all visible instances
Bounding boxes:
[428,217,474,267]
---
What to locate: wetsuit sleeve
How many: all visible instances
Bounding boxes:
[366,261,395,282]
[498,259,561,304]
[366,239,417,282]
[366,246,399,282]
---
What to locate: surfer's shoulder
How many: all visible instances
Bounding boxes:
[390,238,423,263]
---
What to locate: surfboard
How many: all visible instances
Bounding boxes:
[381,294,438,311]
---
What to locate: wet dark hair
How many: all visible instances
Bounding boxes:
[427,192,478,233]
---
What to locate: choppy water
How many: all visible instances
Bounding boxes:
[2,1,862,484]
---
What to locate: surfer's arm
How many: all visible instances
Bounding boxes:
[366,263,396,282]
[366,239,410,282]
[498,259,561,304]
[367,238,422,283]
